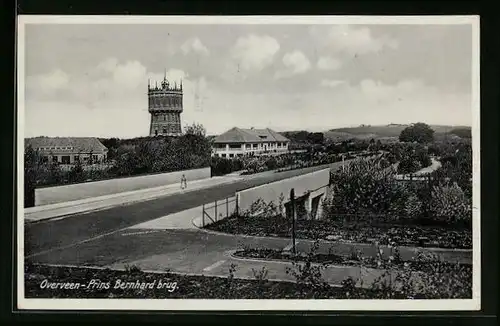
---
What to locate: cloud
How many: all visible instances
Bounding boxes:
[359,78,425,101]
[317,56,342,70]
[181,38,210,56]
[111,60,148,89]
[230,34,280,72]
[26,69,70,95]
[320,79,346,88]
[311,25,398,55]
[283,50,311,74]
[274,50,311,79]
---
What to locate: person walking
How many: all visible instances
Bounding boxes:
[180,174,187,189]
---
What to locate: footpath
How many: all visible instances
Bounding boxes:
[24,176,242,223]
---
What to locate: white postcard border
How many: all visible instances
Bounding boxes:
[16,15,481,311]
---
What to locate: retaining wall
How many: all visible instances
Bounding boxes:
[236,168,331,215]
[35,167,211,206]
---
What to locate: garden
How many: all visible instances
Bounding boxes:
[206,139,473,250]
[25,246,471,299]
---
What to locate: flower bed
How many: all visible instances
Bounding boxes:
[205,215,472,249]
[232,248,472,274]
[25,263,470,299]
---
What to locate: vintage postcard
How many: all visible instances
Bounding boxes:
[17,15,480,311]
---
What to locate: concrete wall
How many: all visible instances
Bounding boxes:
[236,168,331,218]
[35,167,211,206]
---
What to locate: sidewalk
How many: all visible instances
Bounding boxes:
[25,176,243,223]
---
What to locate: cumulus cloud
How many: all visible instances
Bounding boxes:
[274,50,311,79]
[317,56,342,70]
[283,50,311,74]
[320,79,345,88]
[311,25,398,55]
[181,38,210,56]
[26,69,70,95]
[230,34,280,72]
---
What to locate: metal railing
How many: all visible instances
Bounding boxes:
[201,195,238,227]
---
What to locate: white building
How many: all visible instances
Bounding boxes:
[212,127,290,158]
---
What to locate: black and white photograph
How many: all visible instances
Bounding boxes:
[17,15,480,311]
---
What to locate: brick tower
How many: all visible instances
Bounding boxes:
[148,71,183,136]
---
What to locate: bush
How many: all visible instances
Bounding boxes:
[396,144,431,174]
[430,183,472,225]
[210,156,243,176]
[324,157,412,220]
[397,157,422,174]
[403,194,424,220]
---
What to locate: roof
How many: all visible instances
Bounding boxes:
[213,127,290,144]
[25,137,108,153]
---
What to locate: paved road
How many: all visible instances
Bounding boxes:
[25,161,347,257]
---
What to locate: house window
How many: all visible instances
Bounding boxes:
[245,144,251,149]
[229,144,240,149]
[92,155,98,161]
[229,154,234,158]
[61,156,70,164]
[163,128,168,134]
[221,154,226,158]
[41,156,48,163]
[74,156,79,162]
[52,156,58,163]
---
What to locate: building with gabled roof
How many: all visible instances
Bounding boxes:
[212,127,290,158]
[25,137,108,165]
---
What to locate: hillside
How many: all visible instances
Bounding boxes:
[323,124,471,142]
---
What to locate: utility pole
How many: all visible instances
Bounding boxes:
[290,188,296,255]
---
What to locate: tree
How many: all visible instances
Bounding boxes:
[24,145,40,207]
[449,128,472,139]
[307,132,325,145]
[184,122,206,137]
[399,123,434,144]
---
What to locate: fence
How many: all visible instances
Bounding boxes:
[200,195,238,227]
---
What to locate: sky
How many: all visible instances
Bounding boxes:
[23,21,475,138]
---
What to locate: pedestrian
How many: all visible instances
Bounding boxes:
[180,174,187,189]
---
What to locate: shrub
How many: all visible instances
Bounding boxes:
[396,144,431,174]
[403,194,424,220]
[324,157,412,220]
[284,240,330,295]
[430,183,472,225]
[397,157,422,174]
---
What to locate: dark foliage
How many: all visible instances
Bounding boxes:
[207,213,471,249]
[25,132,213,192]
[399,122,435,144]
